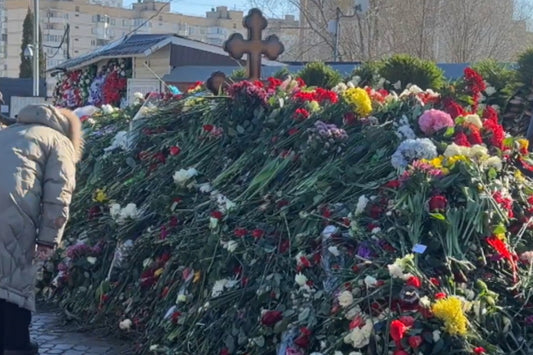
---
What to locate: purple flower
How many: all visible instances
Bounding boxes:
[357,243,373,259]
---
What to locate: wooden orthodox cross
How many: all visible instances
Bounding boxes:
[223,8,285,81]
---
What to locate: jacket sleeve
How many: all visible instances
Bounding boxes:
[36,139,76,247]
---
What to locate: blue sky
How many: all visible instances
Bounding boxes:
[123,0,252,17]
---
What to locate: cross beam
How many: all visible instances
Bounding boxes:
[223,8,284,81]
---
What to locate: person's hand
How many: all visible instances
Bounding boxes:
[35,244,55,261]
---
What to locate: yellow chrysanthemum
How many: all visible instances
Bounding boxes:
[445,155,468,166]
[515,170,525,183]
[93,189,108,203]
[427,156,444,168]
[343,87,372,117]
[431,296,468,336]
[518,138,529,151]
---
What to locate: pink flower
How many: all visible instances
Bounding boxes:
[418,109,454,135]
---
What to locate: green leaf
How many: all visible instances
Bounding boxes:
[487,167,497,180]
[430,213,446,221]
[444,126,455,137]
[493,223,507,235]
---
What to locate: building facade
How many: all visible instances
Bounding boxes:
[0,0,299,82]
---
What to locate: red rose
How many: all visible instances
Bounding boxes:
[343,112,357,125]
[390,319,409,344]
[443,98,466,119]
[454,132,471,147]
[349,315,366,329]
[169,146,181,156]
[406,276,421,288]
[261,310,283,326]
[203,124,214,132]
[171,311,181,324]
[234,228,248,237]
[252,229,265,239]
[293,108,310,120]
[473,347,486,354]
[430,277,440,286]
[294,328,311,348]
[435,292,447,299]
[429,195,447,212]
[211,211,223,219]
[398,315,415,327]
[408,335,423,348]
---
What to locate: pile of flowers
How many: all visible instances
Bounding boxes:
[39,68,533,355]
[54,58,131,108]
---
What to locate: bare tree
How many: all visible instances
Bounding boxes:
[248,0,533,63]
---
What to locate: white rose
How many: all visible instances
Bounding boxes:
[119,319,132,330]
[295,273,308,287]
[363,275,377,288]
[338,290,354,307]
[86,256,97,265]
[354,195,369,215]
[484,156,502,171]
[463,114,483,128]
[328,246,340,256]
[432,330,441,342]
[109,203,121,219]
[226,240,238,253]
[387,263,404,278]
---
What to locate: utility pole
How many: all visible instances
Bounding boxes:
[33,0,39,96]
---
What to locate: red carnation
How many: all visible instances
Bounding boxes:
[252,229,265,239]
[234,228,248,237]
[435,292,447,299]
[473,347,486,354]
[390,319,409,346]
[467,126,483,145]
[406,276,421,288]
[408,335,423,349]
[454,132,471,147]
[203,124,214,132]
[293,107,310,120]
[349,315,366,329]
[398,315,415,327]
[443,98,466,119]
[169,146,181,156]
[211,211,223,219]
[261,310,283,326]
[429,195,447,212]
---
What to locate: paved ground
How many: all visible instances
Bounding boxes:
[30,305,131,355]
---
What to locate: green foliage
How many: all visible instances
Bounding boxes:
[350,61,383,87]
[230,68,247,81]
[272,67,290,80]
[517,48,533,85]
[296,62,342,89]
[379,54,445,91]
[19,8,33,78]
[471,59,518,108]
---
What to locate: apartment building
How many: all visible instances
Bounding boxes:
[0,0,299,79]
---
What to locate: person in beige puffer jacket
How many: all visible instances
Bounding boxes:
[0,104,82,355]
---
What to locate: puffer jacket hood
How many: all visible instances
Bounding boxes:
[17,104,83,162]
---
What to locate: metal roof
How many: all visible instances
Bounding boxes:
[53,33,284,71]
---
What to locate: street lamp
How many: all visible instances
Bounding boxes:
[330,0,369,62]
[24,0,40,97]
